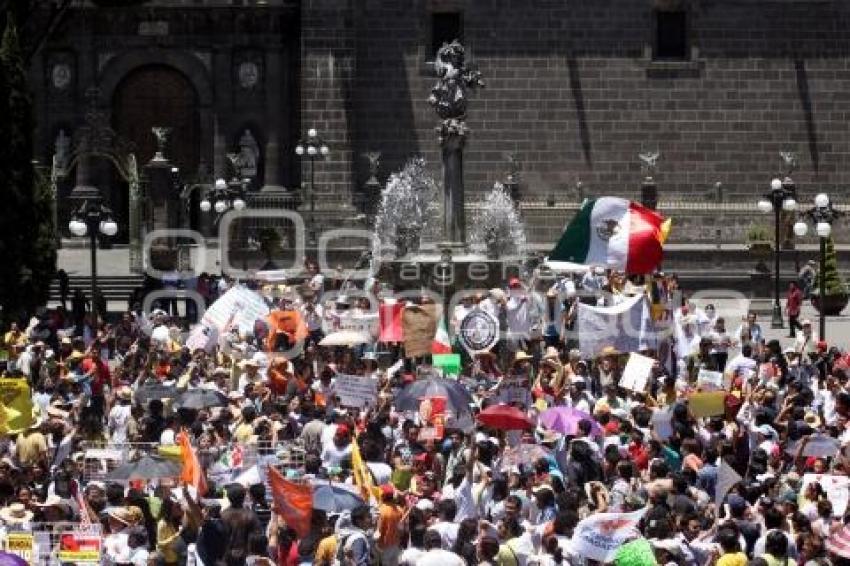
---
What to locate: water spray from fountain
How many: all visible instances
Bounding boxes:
[469,182,527,259]
[373,157,441,258]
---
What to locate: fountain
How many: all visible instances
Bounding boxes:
[373,41,529,298]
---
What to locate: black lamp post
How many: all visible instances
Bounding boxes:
[757,177,798,328]
[295,128,329,245]
[68,196,118,324]
[199,178,247,216]
[793,193,845,339]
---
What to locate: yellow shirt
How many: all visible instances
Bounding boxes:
[717,552,748,566]
[234,422,254,444]
[156,520,181,564]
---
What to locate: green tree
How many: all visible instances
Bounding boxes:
[0,14,55,323]
[813,236,847,298]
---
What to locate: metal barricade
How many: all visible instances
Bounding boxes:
[1,522,103,565]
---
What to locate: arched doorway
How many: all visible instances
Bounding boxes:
[112,65,200,239]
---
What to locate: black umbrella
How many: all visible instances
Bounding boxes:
[105,455,182,481]
[133,383,178,406]
[172,388,228,411]
[309,480,366,513]
[393,377,475,415]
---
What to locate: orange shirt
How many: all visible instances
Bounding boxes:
[377,502,403,549]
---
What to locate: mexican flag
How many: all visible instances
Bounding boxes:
[548,197,671,275]
[431,316,452,354]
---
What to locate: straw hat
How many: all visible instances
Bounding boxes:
[804,411,822,429]
[116,386,133,401]
[34,494,63,509]
[0,503,34,524]
[514,351,533,363]
[107,507,133,526]
[598,346,620,358]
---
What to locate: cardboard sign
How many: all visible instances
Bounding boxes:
[402,304,438,358]
[688,391,726,418]
[620,353,654,392]
[335,374,378,408]
[697,369,724,392]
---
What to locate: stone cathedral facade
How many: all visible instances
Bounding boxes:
[34,0,850,275]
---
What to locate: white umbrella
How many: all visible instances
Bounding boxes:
[319,330,372,347]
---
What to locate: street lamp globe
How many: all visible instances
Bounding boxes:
[100,220,118,237]
[782,198,797,212]
[757,199,773,213]
[68,220,87,236]
[816,222,832,238]
[815,193,830,208]
[308,128,317,138]
[307,145,318,156]
[232,198,246,211]
[793,221,808,237]
[295,145,304,155]
[770,178,783,191]
[215,178,227,191]
[200,199,211,212]
[320,144,329,156]
[214,200,228,213]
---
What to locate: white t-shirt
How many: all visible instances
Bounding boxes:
[431,520,460,549]
[366,461,392,485]
[442,477,477,522]
[160,429,176,446]
[320,442,352,468]
[415,549,465,566]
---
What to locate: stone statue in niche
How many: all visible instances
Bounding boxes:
[238,61,259,89]
[52,63,72,90]
[238,129,259,178]
[54,129,70,172]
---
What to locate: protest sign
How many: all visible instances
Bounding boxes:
[335,374,378,408]
[201,286,269,334]
[4,532,35,563]
[571,508,646,562]
[577,295,654,357]
[402,304,438,358]
[697,369,724,392]
[651,406,674,441]
[324,311,379,336]
[57,530,102,563]
[620,353,654,392]
[458,309,500,353]
[379,301,404,342]
[433,354,461,376]
[803,474,850,516]
[186,323,218,353]
[688,391,726,418]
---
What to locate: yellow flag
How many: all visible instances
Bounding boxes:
[0,379,32,434]
[351,434,380,502]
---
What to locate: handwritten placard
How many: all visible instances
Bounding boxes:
[335,374,378,408]
[620,353,654,392]
[697,369,724,392]
[689,391,726,418]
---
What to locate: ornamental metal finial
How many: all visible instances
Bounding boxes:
[780,151,797,176]
[363,151,381,185]
[428,40,485,142]
[638,150,661,178]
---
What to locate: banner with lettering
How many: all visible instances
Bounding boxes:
[571,508,646,562]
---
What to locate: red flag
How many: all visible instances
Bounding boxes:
[379,301,404,342]
[268,466,312,538]
[177,430,208,497]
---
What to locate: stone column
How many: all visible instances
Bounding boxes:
[441,134,466,248]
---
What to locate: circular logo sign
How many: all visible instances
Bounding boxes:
[459,309,499,353]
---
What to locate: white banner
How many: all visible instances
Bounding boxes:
[715,461,743,506]
[185,324,219,353]
[571,508,646,562]
[201,286,270,334]
[620,352,654,392]
[697,369,724,392]
[803,474,850,517]
[799,435,842,458]
[323,311,379,336]
[577,295,654,358]
[335,374,378,408]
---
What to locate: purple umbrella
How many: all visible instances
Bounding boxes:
[0,552,28,566]
[539,406,603,436]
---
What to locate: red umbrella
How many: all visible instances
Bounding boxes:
[476,404,534,431]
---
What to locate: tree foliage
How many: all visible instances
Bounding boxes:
[0,13,56,323]
[814,236,847,298]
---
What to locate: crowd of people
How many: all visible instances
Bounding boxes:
[0,257,849,566]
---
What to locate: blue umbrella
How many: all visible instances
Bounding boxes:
[309,480,365,513]
[0,552,28,566]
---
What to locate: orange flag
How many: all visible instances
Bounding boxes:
[176,430,208,497]
[268,465,312,538]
